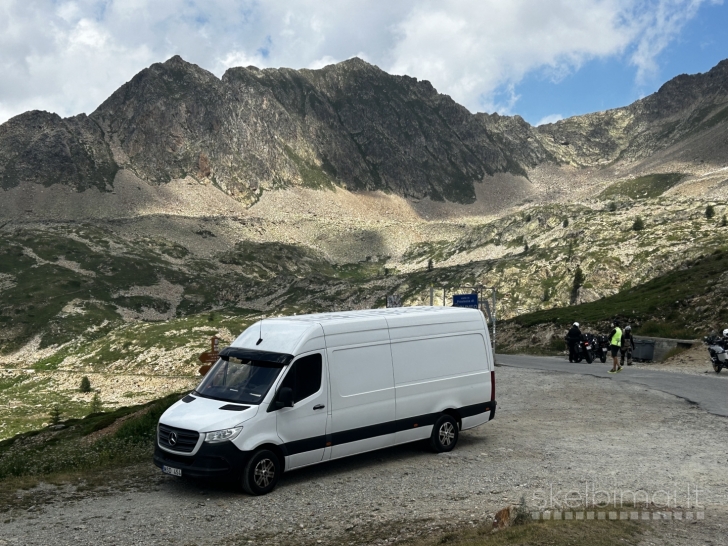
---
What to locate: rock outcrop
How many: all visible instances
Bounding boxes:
[535,59,728,166]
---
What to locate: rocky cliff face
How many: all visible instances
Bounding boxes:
[0,56,551,204]
[0,111,117,192]
[2,55,728,205]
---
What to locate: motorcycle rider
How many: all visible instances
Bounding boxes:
[608,320,623,373]
[620,325,636,366]
[566,322,582,362]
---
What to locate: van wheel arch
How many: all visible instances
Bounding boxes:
[442,409,462,430]
[252,443,285,466]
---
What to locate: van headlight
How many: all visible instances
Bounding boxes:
[204,426,243,443]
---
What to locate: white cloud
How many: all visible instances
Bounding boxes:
[536,114,564,126]
[0,0,720,124]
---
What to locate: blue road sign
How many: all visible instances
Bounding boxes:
[453,294,478,309]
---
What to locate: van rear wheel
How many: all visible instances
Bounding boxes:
[242,449,281,495]
[430,415,459,453]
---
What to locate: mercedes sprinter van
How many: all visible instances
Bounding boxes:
[154,307,496,495]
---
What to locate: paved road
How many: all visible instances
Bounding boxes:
[497,354,728,418]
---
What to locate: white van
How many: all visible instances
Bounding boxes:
[154,307,496,495]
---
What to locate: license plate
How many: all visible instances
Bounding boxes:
[586,345,592,349]
[162,465,182,477]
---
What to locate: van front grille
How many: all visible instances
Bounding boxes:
[158,424,199,453]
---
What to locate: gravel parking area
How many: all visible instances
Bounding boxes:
[2,366,727,546]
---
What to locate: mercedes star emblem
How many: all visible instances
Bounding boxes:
[168,432,178,446]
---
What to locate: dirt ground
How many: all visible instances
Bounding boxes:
[1,366,727,546]
[634,344,728,378]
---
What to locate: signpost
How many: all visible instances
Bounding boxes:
[452,293,479,309]
[198,336,220,376]
[449,285,497,352]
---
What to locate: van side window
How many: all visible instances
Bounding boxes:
[279,354,323,403]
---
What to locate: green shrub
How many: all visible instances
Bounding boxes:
[563,218,569,228]
[706,205,715,220]
[608,202,617,212]
[572,266,585,292]
[79,376,91,393]
[633,217,645,231]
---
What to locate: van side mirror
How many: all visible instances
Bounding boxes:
[276,387,294,409]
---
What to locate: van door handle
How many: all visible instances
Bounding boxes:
[313,404,325,410]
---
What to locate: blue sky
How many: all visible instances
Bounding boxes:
[1,0,726,126]
[515,1,728,125]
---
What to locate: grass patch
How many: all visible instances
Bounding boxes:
[599,173,685,200]
[0,393,182,485]
[283,145,336,190]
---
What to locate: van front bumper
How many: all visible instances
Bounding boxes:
[154,441,248,480]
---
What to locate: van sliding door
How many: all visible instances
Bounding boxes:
[327,343,396,459]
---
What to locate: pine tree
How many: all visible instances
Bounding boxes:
[608,202,617,212]
[80,376,91,393]
[706,205,715,220]
[427,258,434,271]
[91,392,103,414]
[572,266,585,293]
[49,406,62,426]
[563,218,569,228]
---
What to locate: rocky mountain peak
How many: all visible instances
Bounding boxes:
[2,55,728,203]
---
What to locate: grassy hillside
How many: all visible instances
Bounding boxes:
[499,249,728,352]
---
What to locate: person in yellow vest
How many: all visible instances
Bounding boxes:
[608,321,623,373]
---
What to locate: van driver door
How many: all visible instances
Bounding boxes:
[274,352,329,470]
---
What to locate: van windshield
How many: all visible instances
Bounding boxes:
[194,359,285,404]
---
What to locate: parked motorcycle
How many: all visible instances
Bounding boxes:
[574,334,595,364]
[704,335,725,373]
[595,334,609,363]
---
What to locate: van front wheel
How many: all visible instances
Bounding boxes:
[430,415,459,453]
[242,449,281,495]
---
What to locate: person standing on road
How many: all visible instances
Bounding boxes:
[608,321,623,373]
[566,322,582,362]
[620,325,636,366]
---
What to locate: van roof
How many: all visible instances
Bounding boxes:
[232,307,485,355]
[267,306,481,324]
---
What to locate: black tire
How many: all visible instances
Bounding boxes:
[575,355,583,363]
[242,449,281,496]
[585,351,594,364]
[714,363,723,373]
[430,414,459,453]
[599,354,607,363]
